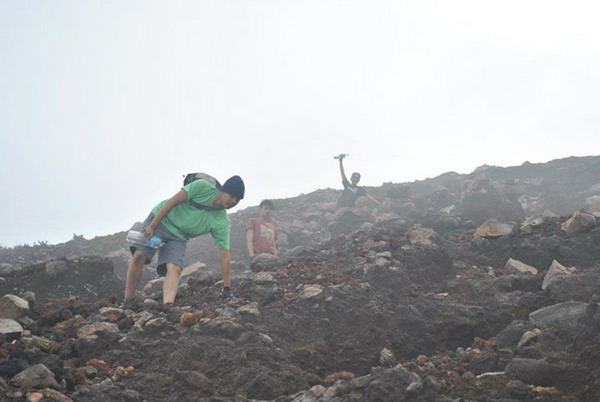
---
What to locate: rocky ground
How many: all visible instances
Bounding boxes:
[1,155,600,401]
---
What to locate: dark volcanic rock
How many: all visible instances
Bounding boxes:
[505,358,565,386]
[0,256,122,300]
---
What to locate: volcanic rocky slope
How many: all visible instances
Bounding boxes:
[0,155,600,401]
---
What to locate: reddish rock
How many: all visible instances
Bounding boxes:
[180,312,201,327]
[325,371,355,385]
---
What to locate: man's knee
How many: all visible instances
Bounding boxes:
[131,250,148,265]
[166,263,182,275]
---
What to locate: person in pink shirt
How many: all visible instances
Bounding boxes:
[246,200,278,257]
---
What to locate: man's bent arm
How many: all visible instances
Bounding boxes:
[246,229,255,257]
[219,249,232,287]
[144,189,188,237]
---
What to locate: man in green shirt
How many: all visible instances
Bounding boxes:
[124,175,245,306]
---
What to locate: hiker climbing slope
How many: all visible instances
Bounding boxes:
[335,154,380,208]
[124,175,245,306]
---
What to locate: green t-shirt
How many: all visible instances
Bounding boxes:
[151,179,230,249]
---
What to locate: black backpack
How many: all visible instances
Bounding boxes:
[183,172,221,188]
[182,173,223,211]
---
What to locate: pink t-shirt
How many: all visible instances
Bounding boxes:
[246,217,278,255]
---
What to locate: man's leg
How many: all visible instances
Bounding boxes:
[125,250,148,300]
[163,263,183,303]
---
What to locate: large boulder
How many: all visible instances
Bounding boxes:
[561,211,596,235]
[0,295,30,319]
[544,272,600,303]
[0,318,23,342]
[505,358,564,386]
[529,301,588,339]
[541,260,575,291]
[9,364,60,391]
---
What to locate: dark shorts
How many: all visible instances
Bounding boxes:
[129,213,187,277]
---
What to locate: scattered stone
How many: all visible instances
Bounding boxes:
[542,260,575,290]
[520,216,545,233]
[406,379,423,392]
[363,239,389,251]
[180,262,207,278]
[505,258,538,275]
[529,301,588,338]
[501,380,532,399]
[77,322,120,339]
[237,304,261,316]
[179,312,201,327]
[0,317,23,341]
[408,226,439,247]
[142,279,164,300]
[324,371,355,385]
[249,272,275,282]
[0,294,30,319]
[561,210,596,235]
[21,335,59,353]
[10,364,60,391]
[379,348,395,367]
[517,329,541,349]
[505,358,563,386]
[21,292,36,306]
[250,253,279,272]
[475,220,519,238]
[298,285,323,299]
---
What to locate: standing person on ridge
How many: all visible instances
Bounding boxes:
[246,199,278,258]
[124,175,245,307]
[336,154,380,208]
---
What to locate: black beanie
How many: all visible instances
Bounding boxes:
[221,175,245,199]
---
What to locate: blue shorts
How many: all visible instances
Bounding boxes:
[129,213,187,277]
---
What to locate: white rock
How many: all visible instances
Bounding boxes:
[0,318,23,340]
[542,260,575,290]
[505,258,538,275]
[298,286,323,299]
[379,348,395,366]
[517,329,541,348]
[0,294,30,319]
[561,211,596,235]
[475,220,519,238]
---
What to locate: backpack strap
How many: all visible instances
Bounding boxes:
[188,200,224,211]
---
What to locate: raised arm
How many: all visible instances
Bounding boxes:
[339,157,348,183]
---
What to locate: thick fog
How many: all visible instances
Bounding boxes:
[1,0,599,246]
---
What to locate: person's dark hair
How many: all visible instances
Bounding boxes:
[259,199,274,210]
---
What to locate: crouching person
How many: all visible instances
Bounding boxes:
[124,175,245,307]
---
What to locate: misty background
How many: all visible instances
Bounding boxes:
[1,0,599,246]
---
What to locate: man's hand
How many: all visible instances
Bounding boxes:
[142,225,156,238]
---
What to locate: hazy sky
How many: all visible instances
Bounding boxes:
[1,1,599,246]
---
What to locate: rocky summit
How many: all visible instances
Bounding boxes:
[1,155,600,401]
